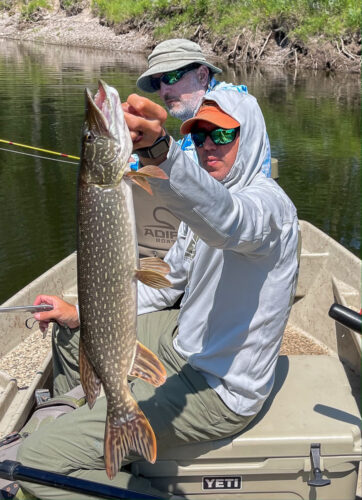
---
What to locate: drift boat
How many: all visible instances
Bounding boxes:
[0,220,360,499]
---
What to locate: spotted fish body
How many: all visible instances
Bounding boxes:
[77,81,169,479]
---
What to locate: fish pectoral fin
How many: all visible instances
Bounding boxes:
[135,269,172,289]
[79,338,102,409]
[129,341,167,387]
[127,165,168,180]
[127,175,153,195]
[105,397,157,479]
[126,165,168,195]
[140,256,171,275]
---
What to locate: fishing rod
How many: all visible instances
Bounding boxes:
[0,138,80,160]
[0,460,162,500]
[0,138,139,169]
[0,146,78,165]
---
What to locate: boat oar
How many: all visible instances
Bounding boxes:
[328,303,362,334]
[0,460,161,500]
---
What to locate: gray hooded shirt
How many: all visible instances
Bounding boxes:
[138,90,300,416]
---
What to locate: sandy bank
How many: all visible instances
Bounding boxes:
[0,8,154,53]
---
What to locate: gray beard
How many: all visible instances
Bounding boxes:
[166,93,203,121]
[168,105,195,121]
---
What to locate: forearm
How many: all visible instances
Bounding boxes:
[148,141,239,248]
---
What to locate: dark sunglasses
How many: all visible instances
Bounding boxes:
[191,127,239,148]
[150,63,200,90]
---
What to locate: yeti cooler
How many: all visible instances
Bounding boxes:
[132,355,361,499]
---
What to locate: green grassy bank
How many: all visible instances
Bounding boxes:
[92,0,360,42]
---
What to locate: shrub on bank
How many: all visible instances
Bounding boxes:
[20,0,50,20]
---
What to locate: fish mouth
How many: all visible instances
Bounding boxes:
[85,82,111,138]
[86,79,130,145]
[84,80,133,174]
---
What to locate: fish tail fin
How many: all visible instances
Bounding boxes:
[104,396,157,479]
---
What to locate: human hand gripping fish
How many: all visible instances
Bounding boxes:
[122,93,168,151]
[78,80,171,479]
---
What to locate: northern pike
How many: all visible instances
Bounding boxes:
[77,80,170,479]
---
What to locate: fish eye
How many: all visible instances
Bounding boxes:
[85,131,95,143]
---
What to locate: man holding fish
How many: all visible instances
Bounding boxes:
[17,80,299,499]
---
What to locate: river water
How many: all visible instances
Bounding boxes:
[0,40,360,304]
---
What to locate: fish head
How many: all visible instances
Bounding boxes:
[80,80,133,187]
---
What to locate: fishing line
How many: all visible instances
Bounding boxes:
[0,147,79,165]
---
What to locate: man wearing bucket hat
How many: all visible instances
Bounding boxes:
[135,38,271,177]
[18,89,299,500]
[137,39,223,119]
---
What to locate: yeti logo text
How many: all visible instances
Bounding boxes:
[202,476,242,490]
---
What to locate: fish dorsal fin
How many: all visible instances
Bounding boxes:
[126,165,168,194]
[129,340,167,387]
[79,338,102,409]
[140,256,171,275]
[135,269,171,289]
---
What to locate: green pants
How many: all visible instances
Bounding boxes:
[18,310,254,499]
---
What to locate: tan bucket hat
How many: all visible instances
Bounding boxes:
[136,39,222,93]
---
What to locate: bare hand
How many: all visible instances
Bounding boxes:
[122,94,168,150]
[33,295,79,333]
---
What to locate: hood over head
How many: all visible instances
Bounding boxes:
[183,89,268,189]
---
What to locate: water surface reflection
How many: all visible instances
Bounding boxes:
[0,40,360,303]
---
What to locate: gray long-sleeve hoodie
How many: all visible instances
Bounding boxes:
[138,89,300,416]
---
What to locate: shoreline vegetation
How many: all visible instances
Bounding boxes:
[0,0,360,73]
